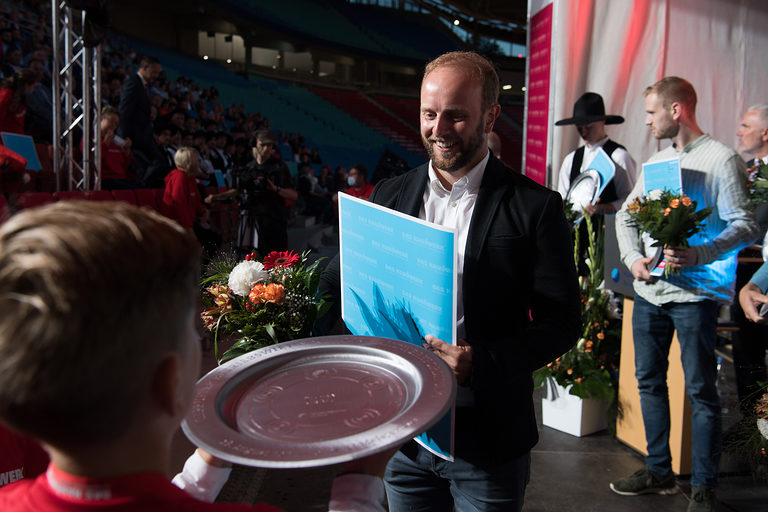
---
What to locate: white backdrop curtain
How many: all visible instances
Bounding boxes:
[548,0,768,189]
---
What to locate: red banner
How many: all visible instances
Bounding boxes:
[524,2,553,186]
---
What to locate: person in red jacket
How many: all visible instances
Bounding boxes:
[161,146,208,229]
[0,68,36,135]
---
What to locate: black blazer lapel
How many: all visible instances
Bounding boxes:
[465,157,512,266]
[393,164,429,216]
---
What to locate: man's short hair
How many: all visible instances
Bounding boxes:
[139,55,160,69]
[643,76,697,113]
[174,146,198,170]
[748,104,768,127]
[423,51,499,111]
[350,163,368,180]
[0,201,199,447]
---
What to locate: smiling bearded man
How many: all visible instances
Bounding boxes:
[317,51,581,512]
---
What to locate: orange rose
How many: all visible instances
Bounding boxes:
[597,332,605,340]
[567,368,573,375]
[248,283,267,304]
[262,283,286,303]
[670,198,680,208]
[248,282,286,304]
[682,196,692,207]
[664,207,671,216]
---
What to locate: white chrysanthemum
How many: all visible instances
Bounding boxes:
[758,418,768,440]
[648,189,663,201]
[228,260,268,296]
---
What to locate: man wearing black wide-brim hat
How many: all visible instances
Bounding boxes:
[556,92,637,215]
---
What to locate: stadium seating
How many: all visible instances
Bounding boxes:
[15,192,54,211]
[111,189,139,205]
[53,191,85,201]
[134,188,164,211]
[85,190,114,202]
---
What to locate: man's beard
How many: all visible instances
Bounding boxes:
[423,120,486,173]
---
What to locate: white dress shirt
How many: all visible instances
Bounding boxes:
[557,136,637,211]
[419,152,489,406]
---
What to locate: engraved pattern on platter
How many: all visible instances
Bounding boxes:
[234,362,407,442]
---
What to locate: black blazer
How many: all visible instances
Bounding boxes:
[117,73,153,150]
[319,154,580,461]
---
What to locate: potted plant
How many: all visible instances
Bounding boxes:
[534,212,621,436]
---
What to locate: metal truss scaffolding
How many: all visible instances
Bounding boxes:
[52,1,101,192]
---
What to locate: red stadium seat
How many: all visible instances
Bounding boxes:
[85,190,114,202]
[111,189,138,205]
[15,192,54,211]
[134,188,162,210]
[53,190,85,202]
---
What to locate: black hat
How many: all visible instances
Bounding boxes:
[555,92,624,126]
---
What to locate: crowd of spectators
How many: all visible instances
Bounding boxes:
[0,0,373,257]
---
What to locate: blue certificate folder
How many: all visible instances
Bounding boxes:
[586,147,616,197]
[338,193,457,460]
[643,157,682,195]
[1,132,42,171]
[642,157,682,276]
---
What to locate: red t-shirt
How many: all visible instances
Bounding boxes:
[345,182,374,200]
[101,141,133,181]
[0,465,283,512]
[0,87,26,135]
[78,139,133,181]
[0,424,49,488]
[161,168,204,228]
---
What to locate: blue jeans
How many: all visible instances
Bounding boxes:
[632,295,721,487]
[384,441,530,512]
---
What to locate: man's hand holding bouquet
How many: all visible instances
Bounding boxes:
[626,189,713,278]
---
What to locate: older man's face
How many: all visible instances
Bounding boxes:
[737,110,767,157]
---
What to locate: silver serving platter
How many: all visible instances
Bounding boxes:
[182,335,456,468]
[566,169,602,226]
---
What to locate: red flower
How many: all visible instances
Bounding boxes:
[263,251,300,269]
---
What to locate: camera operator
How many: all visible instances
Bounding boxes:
[232,129,297,255]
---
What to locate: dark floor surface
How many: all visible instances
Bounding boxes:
[170,220,768,511]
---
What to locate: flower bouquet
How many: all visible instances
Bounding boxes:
[746,160,768,207]
[625,189,713,277]
[201,250,330,363]
[534,213,621,402]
